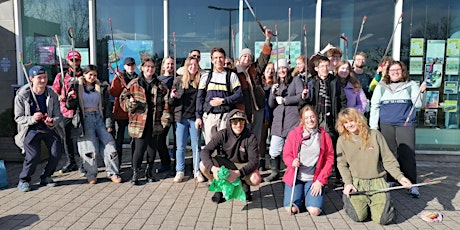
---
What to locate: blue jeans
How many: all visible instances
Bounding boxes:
[77,111,119,179]
[175,118,200,173]
[283,180,325,210]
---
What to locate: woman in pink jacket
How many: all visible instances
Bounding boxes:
[282,105,335,215]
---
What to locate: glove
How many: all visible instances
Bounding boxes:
[276,96,284,105]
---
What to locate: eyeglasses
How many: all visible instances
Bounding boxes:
[192,55,201,59]
[230,119,245,125]
[224,62,232,66]
[389,68,402,73]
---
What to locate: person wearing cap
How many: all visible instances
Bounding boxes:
[264,58,305,182]
[305,55,347,187]
[199,109,261,203]
[234,27,272,158]
[110,57,139,166]
[14,66,64,192]
[52,49,84,175]
[195,48,243,144]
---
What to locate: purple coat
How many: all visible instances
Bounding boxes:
[343,82,367,114]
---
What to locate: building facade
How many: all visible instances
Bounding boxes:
[1,0,460,152]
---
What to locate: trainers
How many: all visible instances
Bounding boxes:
[194,171,205,183]
[211,192,225,204]
[79,168,87,177]
[109,175,122,183]
[173,172,185,183]
[17,181,31,192]
[156,165,171,174]
[40,177,56,187]
[58,164,78,173]
[409,187,420,198]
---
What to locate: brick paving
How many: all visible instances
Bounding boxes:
[0,151,459,229]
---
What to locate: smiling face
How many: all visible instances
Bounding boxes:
[141,60,156,78]
[211,51,225,72]
[278,66,288,81]
[303,110,318,131]
[230,118,245,135]
[343,119,358,134]
[30,74,48,89]
[162,57,175,75]
[239,54,252,68]
[337,63,350,79]
[316,60,330,79]
[84,70,98,84]
[388,63,403,82]
[187,59,199,76]
[295,59,305,73]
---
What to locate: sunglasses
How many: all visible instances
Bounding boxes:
[224,62,232,66]
[192,55,201,58]
[231,119,246,125]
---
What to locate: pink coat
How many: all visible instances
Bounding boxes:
[282,126,335,187]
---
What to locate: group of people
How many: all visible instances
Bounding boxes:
[14,33,424,224]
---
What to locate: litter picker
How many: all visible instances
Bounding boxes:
[243,0,276,36]
[350,177,445,196]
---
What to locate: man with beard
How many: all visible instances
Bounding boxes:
[353,52,372,99]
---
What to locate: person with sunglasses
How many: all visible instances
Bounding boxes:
[199,109,261,203]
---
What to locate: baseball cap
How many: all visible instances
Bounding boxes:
[29,66,46,77]
[67,50,81,60]
[229,110,247,121]
[124,57,136,65]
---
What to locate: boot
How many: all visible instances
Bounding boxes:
[264,156,280,182]
[131,169,140,185]
[242,181,252,202]
[258,158,266,171]
[145,164,158,182]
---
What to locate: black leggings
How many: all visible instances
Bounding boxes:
[132,126,160,170]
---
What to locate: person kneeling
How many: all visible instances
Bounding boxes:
[336,108,412,225]
[200,109,261,203]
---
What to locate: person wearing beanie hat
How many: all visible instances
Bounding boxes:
[52,49,85,175]
[200,109,261,203]
[14,65,64,192]
[233,26,273,168]
[110,57,138,166]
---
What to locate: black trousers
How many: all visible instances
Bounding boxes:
[63,117,78,167]
[132,126,160,170]
[114,119,134,166]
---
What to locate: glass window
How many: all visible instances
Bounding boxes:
[21,0,89,84]
[96,0,163,82]
[321,0,394,68]
[402,0,460,150]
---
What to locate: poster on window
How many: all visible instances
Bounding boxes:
[426,40,445,64]
[254,41,301,67]
[409,57,423,75]
[424,109,437,126]
[445,112,459,129]
[447,38,460,57]
[443,100,458,112]
[38,46,55,65]
[107,40,153,82]
[410,38,424,56]
[444,81,458,94]
[423,91,439,108]
[445,57,459,75]
[425,63,443,88]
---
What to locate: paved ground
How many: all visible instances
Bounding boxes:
[0,151,459,230]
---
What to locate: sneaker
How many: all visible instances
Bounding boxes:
[79,168,87,177]
[409,187,420,198]
[156,165,171,174]
[211,192,225,204]
[17,181,31,192]
[40,177,56,187]
[109,175,122,183]
[58,164,78,173]
[173,172,185,183]
[194,171,205,183]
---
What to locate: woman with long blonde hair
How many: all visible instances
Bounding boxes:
[336,108,412,225]
[169,56,204,183]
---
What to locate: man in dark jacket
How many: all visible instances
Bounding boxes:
[200,109,261,203]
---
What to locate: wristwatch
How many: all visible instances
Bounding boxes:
[221,98,226,104]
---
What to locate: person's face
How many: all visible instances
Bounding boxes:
[30,74,48,88]
[354,55,366,68]
[163,58,174,74]
[188,59,199,75]
[124,62,136,74]
[84,70,98,84]
[239,54,252,67]
[190,51,201,62]
[265,63,275,77]
[142,61,156,78]
[224,58,233,68]
[303,110,318,130]
[278,66,288,81]
[316,60,330,79]
[212,51,225,70]
[328,55,340,69]
[230,118,245,135]
[338,64,350,79]
[67,58,81,69]
[295,59,305,73]
[343,119,358,134]
[388,64,403,82]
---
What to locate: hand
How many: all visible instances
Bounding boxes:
[227,170,241,183]
[263,26,272,40]
[276,96,284,105]
[420,81,427,93]
[195,118,203,129]
[310,180,323,196]
[211,166,220,180]
[209,97,223,107]
[376,65,383,74]
[301,88,308,100]
[398,176,412,188]
[170,86,178,98]
[58,95,66,102]
[68,90,76,99]
[343,184,357,196]
[292,158,300,168]
[107,127,113,133]
[33,112,44,121]
[44,116,54,127]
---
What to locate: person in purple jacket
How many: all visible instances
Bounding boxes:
[335,60,367,114]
